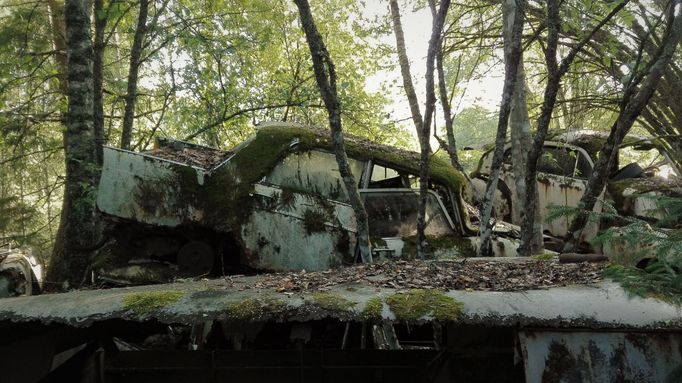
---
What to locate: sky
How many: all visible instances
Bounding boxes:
[360,1,504,124]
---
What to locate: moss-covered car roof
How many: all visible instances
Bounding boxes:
[230,123,466,195]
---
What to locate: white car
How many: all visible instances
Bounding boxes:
[469,130,681,249]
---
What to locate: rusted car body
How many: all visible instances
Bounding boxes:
[1,259,681,382]
[0,243,42,297]
[470,130,682,246]
[96,122,516,283]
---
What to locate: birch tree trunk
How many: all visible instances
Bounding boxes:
[478,0,524,257]
[293,0,372,263]
[120,0,149,150]
[390,0,450,258]
[389,0,424,143]
[47,0,100,288]
[504,0,543,255]
[435,30,465,174]
[419,0,451,258]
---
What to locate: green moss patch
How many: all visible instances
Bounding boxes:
[401,234,475,258]
[311,292,355,314]
[386,289,464,322]
[225,297,287,320]
[123,291,184,315]
[361,297,384,321]
[532,253,557,261]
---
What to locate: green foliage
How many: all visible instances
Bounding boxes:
[604,263,682,304]
[302,209,329,235]
[548,196,682,301]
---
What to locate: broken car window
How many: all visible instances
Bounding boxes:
[538,147,592,179]
[361,191,455,237]
[369,164,408,188]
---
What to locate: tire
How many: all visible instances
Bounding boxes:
[177,240,215,276]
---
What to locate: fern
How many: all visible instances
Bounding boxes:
[604,264,682,304]
[547,195,682,301]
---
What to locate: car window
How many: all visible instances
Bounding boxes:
[361,190,455,237]
[265,150,365,202]
[619,146,680,179]
[538,146,591,179]
[369,164,407,188]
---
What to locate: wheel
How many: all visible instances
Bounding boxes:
[177,240,215,276]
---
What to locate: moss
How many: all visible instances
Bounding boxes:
[225,297,287,320]
[123,291,184,315]
[401,234,475,258]
[361,297,384,320]
[311,292,355,314]
[302,209,329,235]
[386,289,464,322]
[225,298,261,320]
[532,253,557,261]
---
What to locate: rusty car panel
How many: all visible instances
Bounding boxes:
[519,330,682,383]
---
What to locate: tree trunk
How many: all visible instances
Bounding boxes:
[389,0,424,142]
[47,0,68,93]
[418,0,451,258]
[47,0,101,288]
[435,30,465,174]
[293,0,372,264]
[390,0,450,258]
[519,0,628,256]
[504,0,543,255]
[93,0,109,165]
[120,0,149,150]
[478,0,524,257]
[564,0,682,251]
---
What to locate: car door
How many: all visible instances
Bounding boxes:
[244,150,364,271]
[534,144,600,241]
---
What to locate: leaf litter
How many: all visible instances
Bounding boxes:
[223,259,605,293]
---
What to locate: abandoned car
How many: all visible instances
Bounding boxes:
[96,122,517,284]
[0,243,42,297]
[1,256,681,382]
[469,130,682,246]
[3,127,681,382]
